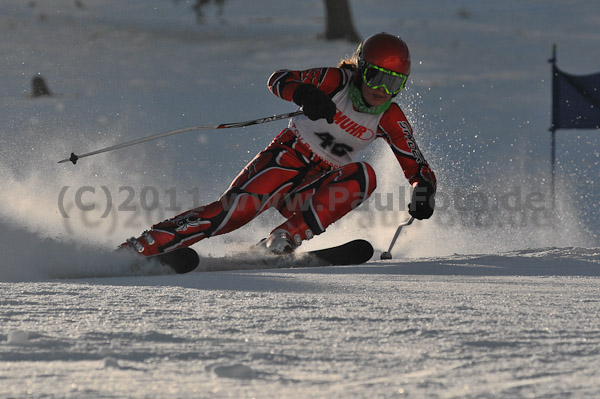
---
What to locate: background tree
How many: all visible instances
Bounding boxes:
[177,0,360,42]
[323,0,360,42]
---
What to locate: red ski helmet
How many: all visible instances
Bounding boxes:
[357,32,411,76]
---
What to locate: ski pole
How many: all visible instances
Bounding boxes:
[58,110,304,165]
[380,216,415,260]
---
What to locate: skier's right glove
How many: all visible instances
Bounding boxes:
[408,181,435,220]
[293,84,336,123]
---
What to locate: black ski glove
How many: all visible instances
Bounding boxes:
[293,84,336,123]
[408,181,435,220]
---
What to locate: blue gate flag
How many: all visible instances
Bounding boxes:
[552,64,600,130]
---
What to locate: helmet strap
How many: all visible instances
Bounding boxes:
[348,79,392,115]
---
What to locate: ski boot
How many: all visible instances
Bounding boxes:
[118,229,181,257]
[264,217,314,255]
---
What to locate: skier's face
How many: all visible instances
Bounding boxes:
[361,83,393,107]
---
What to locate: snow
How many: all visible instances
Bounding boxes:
[1,0,600,397]
[2,269,600,398]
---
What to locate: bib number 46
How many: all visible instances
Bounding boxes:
[315,132,354,157]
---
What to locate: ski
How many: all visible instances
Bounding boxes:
[299,239,374,267]
[196,239,374,272]
[129,247,200,275]
[123,240,372,275]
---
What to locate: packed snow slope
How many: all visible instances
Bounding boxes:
[1,1,600,398]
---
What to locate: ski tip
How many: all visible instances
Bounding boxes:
[352,239,375,259]
[309,239,374,266]
[156,247,200,274]
[340,239,374,253]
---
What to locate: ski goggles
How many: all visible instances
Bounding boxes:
[361,63,408,95]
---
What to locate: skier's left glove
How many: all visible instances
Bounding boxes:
[408,181,435,220]
[293,84,336,123]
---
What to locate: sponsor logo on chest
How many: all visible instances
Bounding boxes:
[333,110,375,141]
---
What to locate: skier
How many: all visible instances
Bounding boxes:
[120,32,436,256]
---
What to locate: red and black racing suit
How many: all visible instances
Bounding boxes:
[121,67,436,256]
